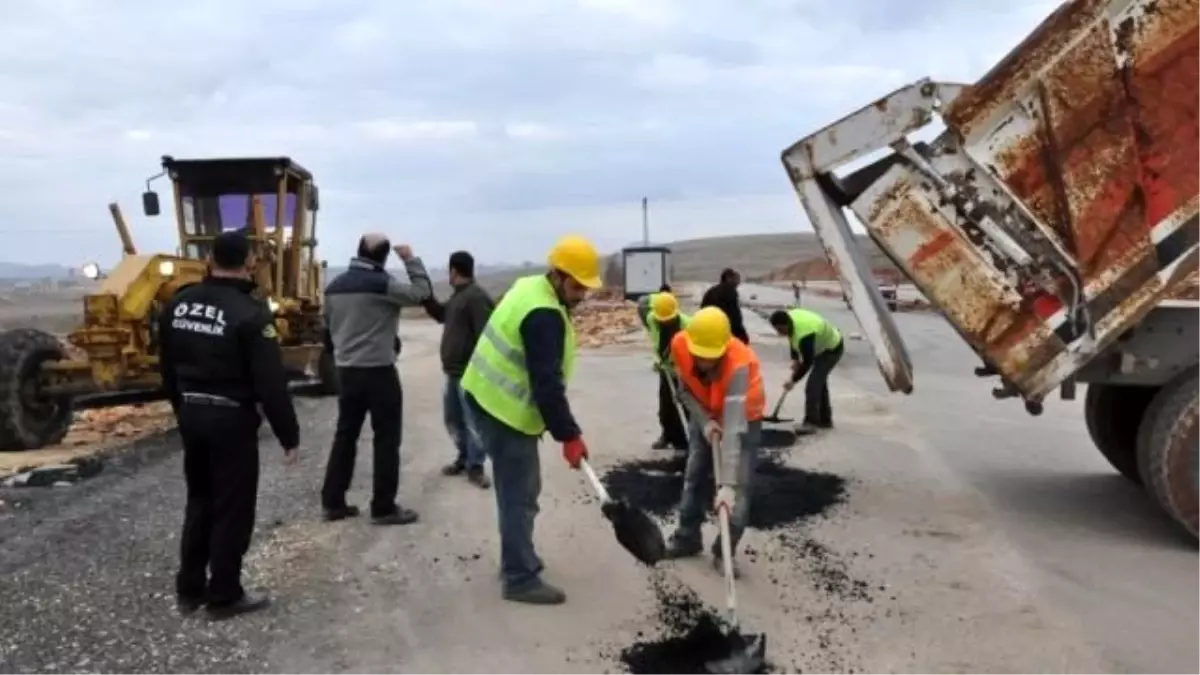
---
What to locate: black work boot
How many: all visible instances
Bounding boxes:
[710,551,742,579]
[650,436,669,450]
[206,590,270,621]
[795,421,820,436]
[323,504,361,522]
[176,595,204,616]
[442,461,466,477]
[710,540,739,578]
[467,467,491,489]
[372,506,419,526]
[664,537,703,560]
[503,580,566,605]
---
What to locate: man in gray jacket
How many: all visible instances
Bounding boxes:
[321,234,432,525]
[423,250,495,489]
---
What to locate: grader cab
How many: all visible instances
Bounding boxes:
[0,156,337,452]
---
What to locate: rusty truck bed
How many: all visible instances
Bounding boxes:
[783,0,1198,402]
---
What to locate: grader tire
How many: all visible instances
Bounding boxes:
[315,348,340,397]
[1084,384,1157,485]
[1136,369,1199,540]
[0,329,74,451]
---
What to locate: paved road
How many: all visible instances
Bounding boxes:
[0,294,1193,673]
[738,282,1199,674]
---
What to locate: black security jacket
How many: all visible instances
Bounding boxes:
[158,276,300,449]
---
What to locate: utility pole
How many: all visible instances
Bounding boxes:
[641,196,649,245]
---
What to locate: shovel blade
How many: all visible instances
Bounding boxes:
[704,632,767,674]
[761,415,793,424]
[759,427,797,449]
[601,499,666,566]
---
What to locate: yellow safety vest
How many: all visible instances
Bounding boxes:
[461,275,577,435]
[647,312,691,364]
[787,308,841,354]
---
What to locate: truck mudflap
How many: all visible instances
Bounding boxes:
[782,0,1198,404]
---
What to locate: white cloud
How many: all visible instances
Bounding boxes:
[505,122,568,141]
[357,119,480,142]
[0,0,1060,267]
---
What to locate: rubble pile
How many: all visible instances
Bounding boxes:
[63,402,176,447]
[574,300,641,348]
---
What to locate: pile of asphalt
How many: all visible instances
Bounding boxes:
[606,450,860,673]
[619,575,771,674]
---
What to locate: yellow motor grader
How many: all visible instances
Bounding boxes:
[0,155,338,452]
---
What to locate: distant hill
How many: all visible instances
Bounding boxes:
[411,232,893,300]
[0,262,75,281]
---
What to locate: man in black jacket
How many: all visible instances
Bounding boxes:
[700,268,749,344]
[423,251,495,489]
[159,231,300,621]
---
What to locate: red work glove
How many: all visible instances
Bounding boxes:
[562,437,589,469]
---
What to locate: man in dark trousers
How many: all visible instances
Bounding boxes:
[423,250,495,489]
[636,285,690,450]
[768,308,844,434]
[460,234,601,605]
[321,234,432,525]
[701,268,749,344]
[159,231,300,621]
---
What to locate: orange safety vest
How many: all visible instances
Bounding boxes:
[670,332,766,422]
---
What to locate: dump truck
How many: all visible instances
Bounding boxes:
[0,156,338,452]
[782,0,1198,537]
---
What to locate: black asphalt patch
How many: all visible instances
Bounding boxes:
[602,456,847,530]
[618,575,771,674]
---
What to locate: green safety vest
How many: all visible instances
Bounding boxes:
[461,275,577,435]
[788,308,841,354]
[647,312,690,364]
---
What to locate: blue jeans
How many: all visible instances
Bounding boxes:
[444,376,485,470]
[673,419,760,557]
[464,395,545,592]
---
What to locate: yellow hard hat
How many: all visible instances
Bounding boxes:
[651,292,679,321]
[685,307,731,359]
[547,235,602,289]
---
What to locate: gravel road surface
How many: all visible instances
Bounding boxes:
[0,297,1191,673]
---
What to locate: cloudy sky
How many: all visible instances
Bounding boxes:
[0,0,1059,269]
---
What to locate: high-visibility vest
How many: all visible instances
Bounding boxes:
[647,312,691,364]
[460,275,576,435]
[670,332,766,421]
[787,308,841,354]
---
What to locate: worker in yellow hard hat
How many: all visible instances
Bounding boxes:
[636,285,690,450]
[460,234,601,605]
[665,306,765,577]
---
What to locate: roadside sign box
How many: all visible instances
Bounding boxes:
[622,246,670,301]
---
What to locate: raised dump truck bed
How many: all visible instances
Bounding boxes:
[782,0,1198,537]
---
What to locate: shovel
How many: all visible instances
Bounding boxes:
[578,458,667,566]
[661,368,690,426]
[705,436,768,674]
[762,388,793,424]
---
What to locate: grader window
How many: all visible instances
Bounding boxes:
[180,193,299,259]
[183,193,298,235]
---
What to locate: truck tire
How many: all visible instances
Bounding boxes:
[1084,384,1157,485]
[0,329,74,451]
[1135,369,1198,540]
[315,347,340,397]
